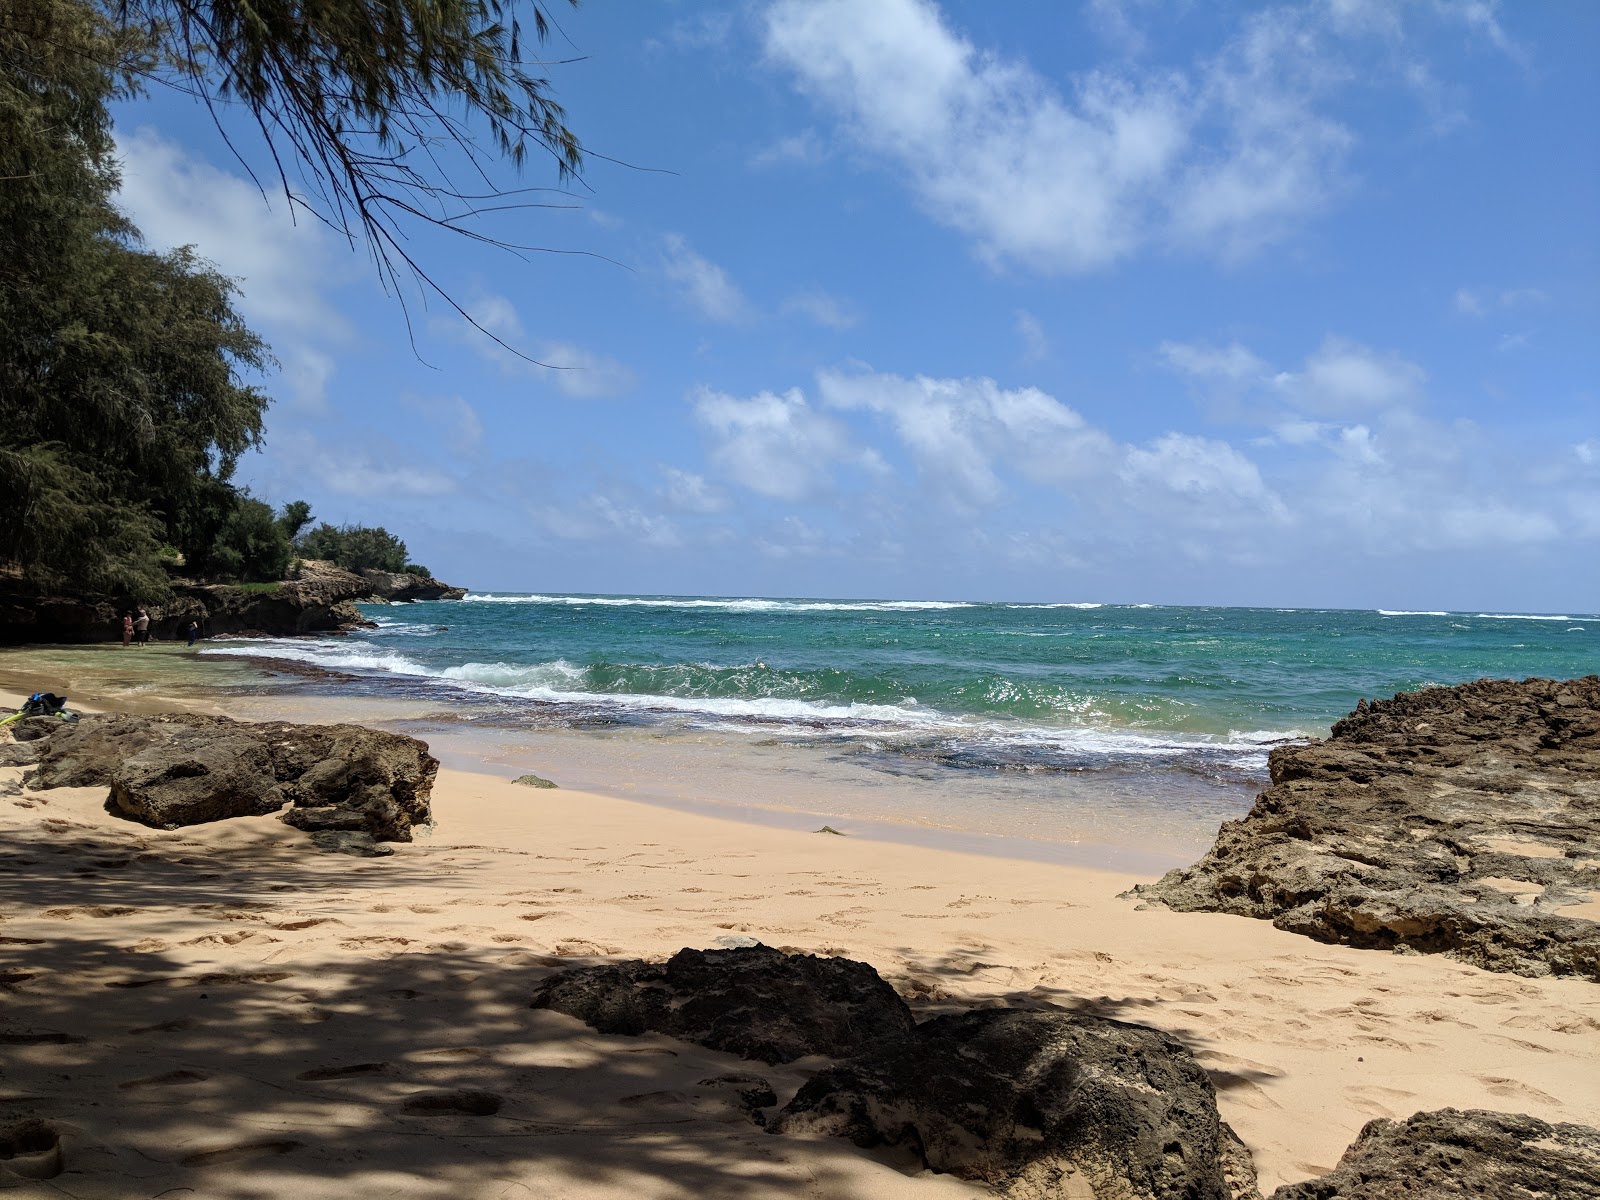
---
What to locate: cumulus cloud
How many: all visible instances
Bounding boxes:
[818,369,1116,504]
[274,431,457,498]
[663,233,755,323]
[659,467,728,513]
[762,0,1508,271]
[115,127,349,410]
[687,350,1589,569]
[693,386,881,500]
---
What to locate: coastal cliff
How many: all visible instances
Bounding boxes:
[1136,676,1600,980]
[0,560,468,645]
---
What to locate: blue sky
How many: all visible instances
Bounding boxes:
[111,0,1598,609]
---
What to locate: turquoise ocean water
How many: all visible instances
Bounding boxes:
[206,594,1597,792]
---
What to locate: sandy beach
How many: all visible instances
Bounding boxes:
[2,678,1597,1198]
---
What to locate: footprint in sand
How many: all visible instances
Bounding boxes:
[180,1140,300,1167]
[119,1069,210,1089]
[40,906,136,919]
[0,1119,65,1180]
[1475,1075,1561,1104]
[297,1062,388,1081]
[128,1020,191,1035]
[0,1031,84,1046]
[412,1047,484,1061]
[399,1090,502,1116]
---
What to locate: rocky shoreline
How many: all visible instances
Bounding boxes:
[1135,676,1600,980]
[0,560,467,645]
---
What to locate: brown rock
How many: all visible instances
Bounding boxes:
[1135,676,1600,980]
[1270,1108,1600,1199]
[22,712,435,841]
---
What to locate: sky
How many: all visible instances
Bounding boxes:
[109,0,1599,610]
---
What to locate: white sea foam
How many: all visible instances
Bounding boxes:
[1473,613,1581,622]
[1005,602,1103,609]
[204,637,1299,770]
[1377,610,1450,617]
[461,593,975,613]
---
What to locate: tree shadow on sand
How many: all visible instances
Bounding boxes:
[1,820,970,1198]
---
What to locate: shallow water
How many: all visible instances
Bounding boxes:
[4,595,1594,867]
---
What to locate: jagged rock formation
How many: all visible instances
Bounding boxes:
[534,946,1256,1199]
[1135,677,1600,980]
[0,560,378,643]
[776,1006,1258,1200]
[169,559,375,638]
[359,570,467,603]
[9,711,435,843]
[532,945,915,1064]
[1269,1108,1600,1199]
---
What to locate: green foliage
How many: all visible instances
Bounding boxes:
[200,496,294,582]
[0,0,272,600]
[120,0,584,306]
[277,500,314,542]
[402,563,432,578]
[297,523,410,574]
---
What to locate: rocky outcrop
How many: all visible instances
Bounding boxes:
[534,946,1255,1199]
[16,711,436,842]
[1135,677,1600,980]
[359,570,467,603]
[169,560,374,638]
[0,560,377,644]
[1270,1108,1600,1200]
[532,945,915,1064]
[776,1007,1256,1200]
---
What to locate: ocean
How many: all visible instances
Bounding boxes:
[188,594,1597,869]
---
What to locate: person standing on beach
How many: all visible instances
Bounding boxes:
[133,609,150,646]
[185,620,199,647]
[120,613,133,648]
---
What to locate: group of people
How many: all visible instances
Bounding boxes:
[119,610,201,648]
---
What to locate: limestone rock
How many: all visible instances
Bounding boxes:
[1270,1108,1600,1200]
[110,727,282,827]
[775,1007,1255,1200]
[512,773,557,788]
[531,945,916,1064]
[1135,676,1600,980]
[359,570,468,603]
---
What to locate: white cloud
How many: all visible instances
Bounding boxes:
[1119,433,1290,525]
[1455,284,1548,317]
[115,127,350,410]
[1160,340,1269,384]
[751,129,833,168]
[693,386,879,500]
[763,0,1508,272]
[276,431,457,498]
[439,293,636,397]
[782,288,858,330]
[1016,310,1050,362]
[663,233,755,323]
[1273,337,1427,415]
[538,342,639,398]
[818,368,1116,505]
[660,467,728,513]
